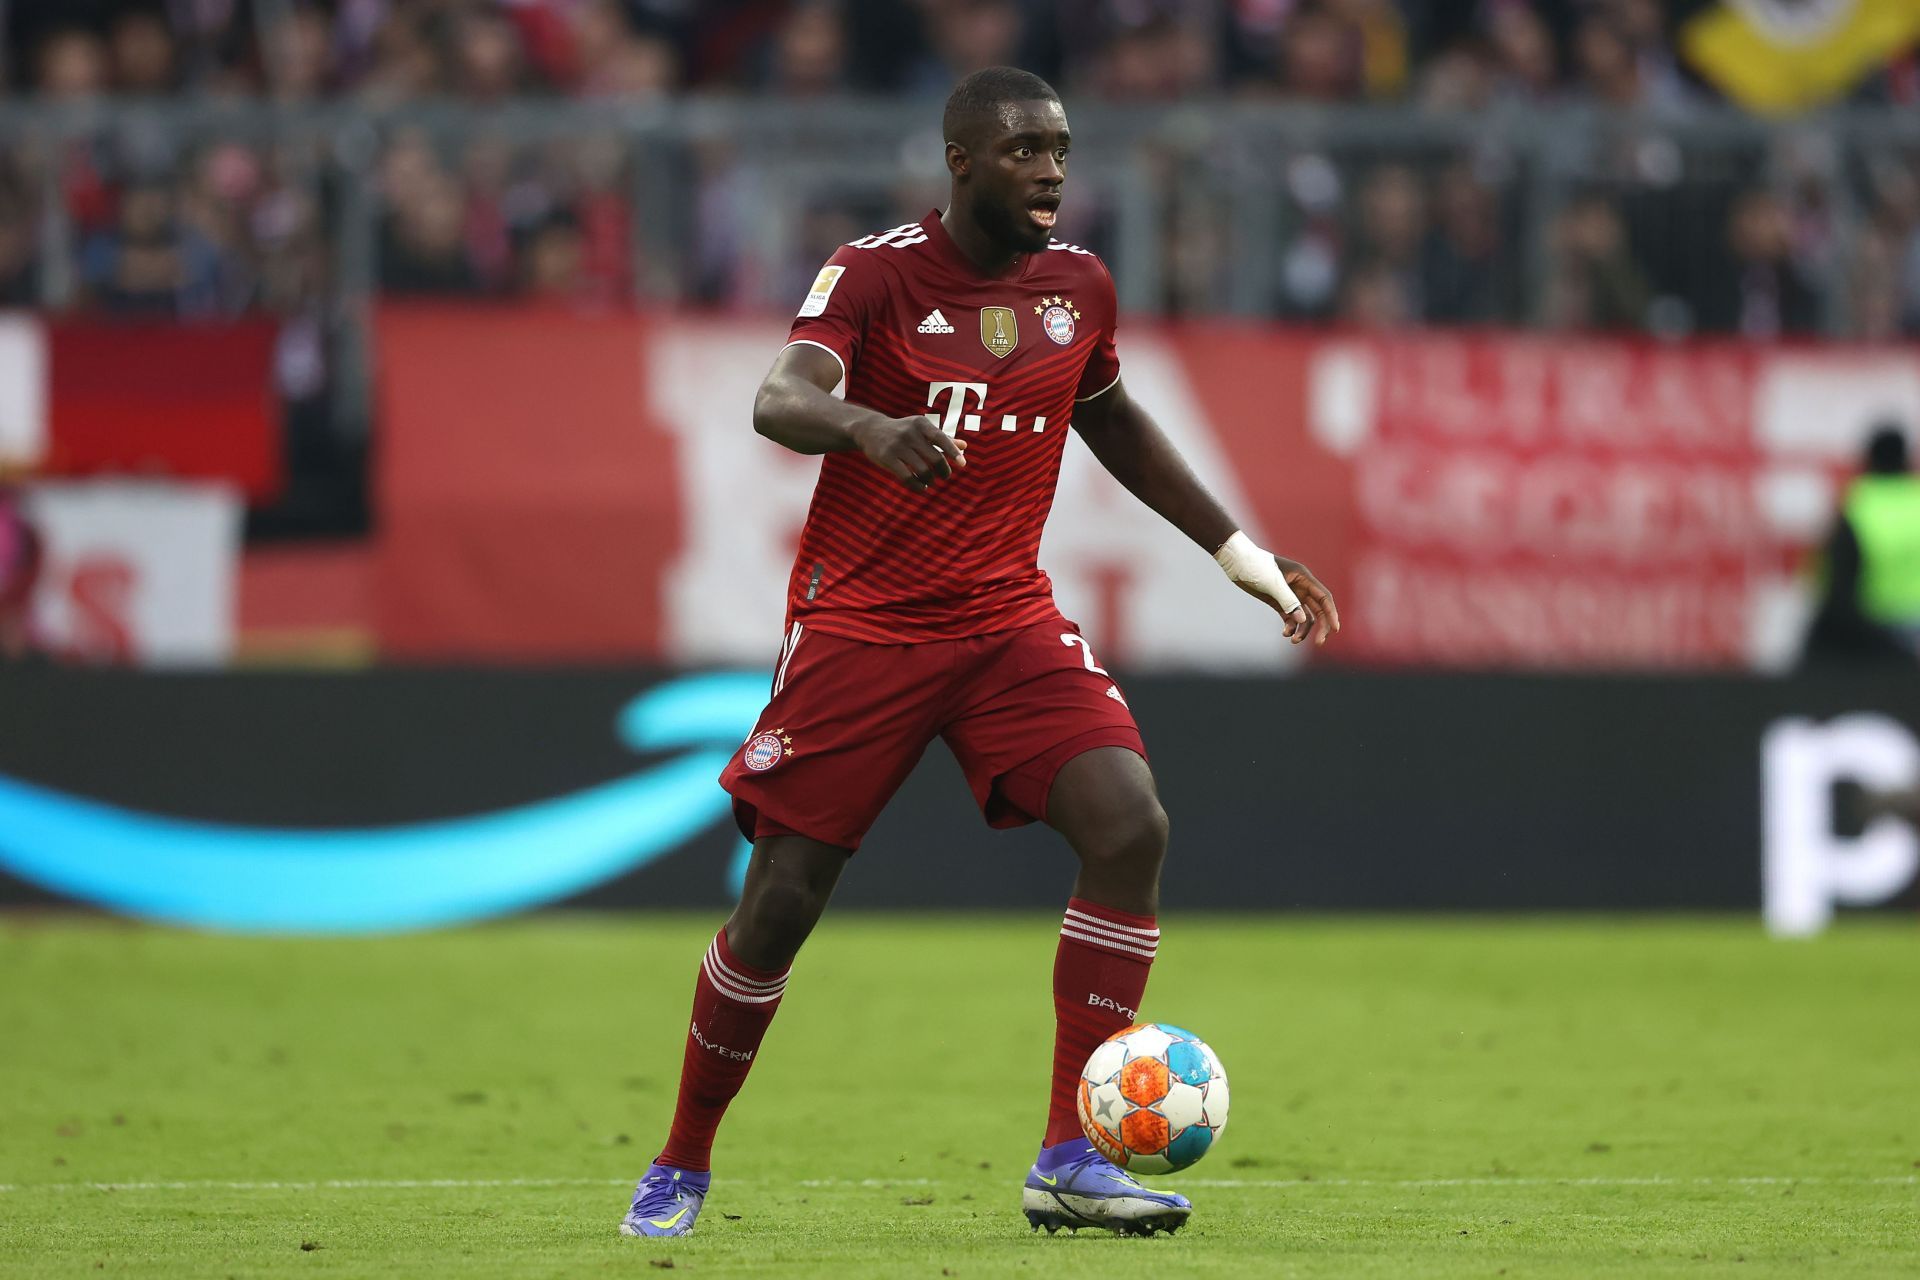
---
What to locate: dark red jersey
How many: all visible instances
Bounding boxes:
[780,210,1122,644]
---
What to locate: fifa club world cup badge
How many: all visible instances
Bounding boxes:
[1035,295,1080,345]
[742,727,794,772]
[980,306,1018,358]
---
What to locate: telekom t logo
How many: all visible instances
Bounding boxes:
[927,381,1047,435]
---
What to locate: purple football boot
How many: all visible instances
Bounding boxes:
[620,1163,709,1238]
[1022,1137,1192,1236]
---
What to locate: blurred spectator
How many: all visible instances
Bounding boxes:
[767,0,848,97]
[460,137,532,292]
[381,158,482,294]
[1418,36,1495,110]
[567,137,636,300]
[108,9,178,95]
[1423,162,1505,323]
[1544,194,1651,332]
[1487,4,1557,104]
[1275,152,1346,318]
[265,6,340,101]
[1705,189,1822,338]
[79,179,231,316]
[1339,258,1412,328]
[1571,12,1645,109]
[360,6,441,102]
[589,34,679,98]
[573,1,679,98]
[0,165,40,306]
[455,8,530,102]
[926,0,1025,81]
[35,27,108,99]
[1606,0,1690,111]
[521,211,585,297]
[1331,0,1409,98]
[1804,422,1920,669]
[1088,17,1216,102]
[1863,161,1920,335]
[0,490,44,663]
[181,144,268,309]
[1273,7,1363,101]
[1849,224,1906,340]
[1349,164,1426,315]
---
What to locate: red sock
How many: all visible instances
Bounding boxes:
[1046,897,1158,1146]
[654,929,790,1172]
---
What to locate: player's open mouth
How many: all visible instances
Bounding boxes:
[1028,198,1059,230]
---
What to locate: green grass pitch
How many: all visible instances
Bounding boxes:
[2,914,1916,1278]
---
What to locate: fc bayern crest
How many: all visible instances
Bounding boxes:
[742,728,790,772]
[1035,295,1080,345]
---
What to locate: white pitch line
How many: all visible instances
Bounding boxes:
[795,1176,1919,1190]
[1,1175,1913,1194]
[0,1178,629,1193]
[1174,1176,1920,1189]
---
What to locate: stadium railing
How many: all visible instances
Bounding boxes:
[3,98,1918,436]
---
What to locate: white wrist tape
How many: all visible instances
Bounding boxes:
[1214,530,1301,613]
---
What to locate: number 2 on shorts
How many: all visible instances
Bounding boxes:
[1060,632,1110,678]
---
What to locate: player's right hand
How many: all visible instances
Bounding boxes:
[852,414,968,492]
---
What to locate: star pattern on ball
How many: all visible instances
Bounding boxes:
[1095,1092,1118,1123]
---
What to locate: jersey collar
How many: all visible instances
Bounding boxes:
[922,209,1036,282]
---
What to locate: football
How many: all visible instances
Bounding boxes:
[1077,1022,1229,1174]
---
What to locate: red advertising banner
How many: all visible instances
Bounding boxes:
[45,321,281,503]
[375,304,682,661]
[374,306,1920,670]
[1300,336,1772,667]
[1284,335,1919,668]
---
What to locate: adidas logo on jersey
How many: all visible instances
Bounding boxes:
[917,309,955,334]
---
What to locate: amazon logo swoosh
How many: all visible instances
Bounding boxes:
[0,672,766,934]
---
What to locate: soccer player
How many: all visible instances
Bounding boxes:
[623,66,1337,1239]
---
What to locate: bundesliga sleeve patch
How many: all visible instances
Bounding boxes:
[797,265,846,318]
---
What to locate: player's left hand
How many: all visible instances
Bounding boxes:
[1213,532,1340,647]
[1247,556,1339,647]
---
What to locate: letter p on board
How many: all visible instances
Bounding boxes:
[1763,715,1920,937]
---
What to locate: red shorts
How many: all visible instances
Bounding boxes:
[720,617,1146,851]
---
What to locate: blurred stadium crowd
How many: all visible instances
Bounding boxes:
[16,0,1920,106]
[6,0,1919,340]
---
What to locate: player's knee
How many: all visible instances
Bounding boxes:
[732,875,829,960]
[1080,797,1169,877]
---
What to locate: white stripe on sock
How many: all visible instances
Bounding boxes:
[1062,913,1161,950]
[1064,907,1159,940]
[704,943,788,993]
[704,943,787,991]
[701,958,787,1005]
[1059,926,1158,961]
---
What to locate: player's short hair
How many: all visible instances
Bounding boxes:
[943,66,1061,148]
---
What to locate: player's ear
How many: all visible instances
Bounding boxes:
[945,141,969,181]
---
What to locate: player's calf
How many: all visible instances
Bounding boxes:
[723,834,848,968]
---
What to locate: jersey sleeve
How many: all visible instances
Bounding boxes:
[1074,258,1122,402]
[785,245,886,388]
